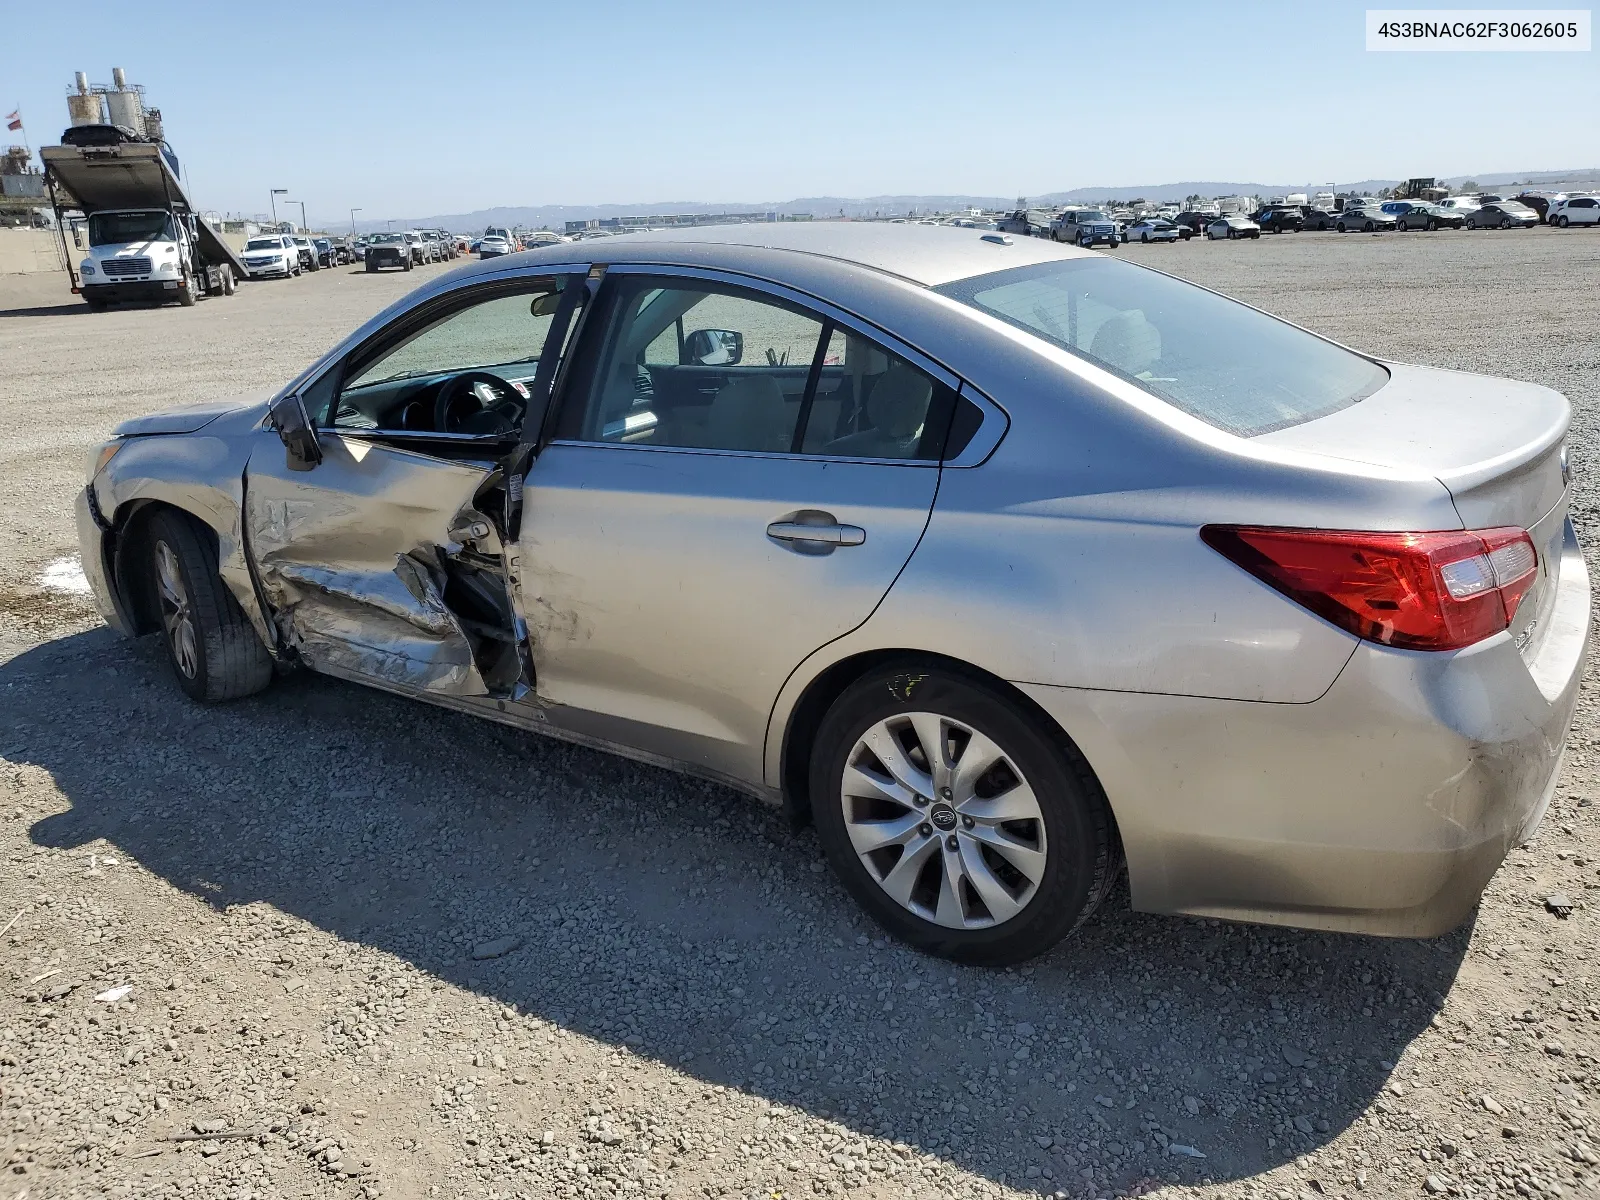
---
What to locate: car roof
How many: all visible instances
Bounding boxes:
[568,222,1094,287]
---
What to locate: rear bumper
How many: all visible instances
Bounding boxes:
[82,280,182,303]
[1019,519,1590,937]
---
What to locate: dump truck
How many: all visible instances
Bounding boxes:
[41,140,246,310]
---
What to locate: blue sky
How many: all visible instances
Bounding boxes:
[2,0,1593,224]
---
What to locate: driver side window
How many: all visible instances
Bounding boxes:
[329,288,564,432]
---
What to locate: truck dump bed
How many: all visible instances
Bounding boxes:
[40,143,247,278]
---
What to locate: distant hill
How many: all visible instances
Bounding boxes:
[360,169,1599,233]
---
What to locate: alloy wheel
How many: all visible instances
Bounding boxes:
[840,712,1048,930]
[154,539,199,679]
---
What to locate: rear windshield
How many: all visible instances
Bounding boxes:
[935,259,1389,437]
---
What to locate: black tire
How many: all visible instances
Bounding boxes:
[1558,216,1570,228]
[177,276,197,307]
[1363,220,1374,232]
[366,260,377,272]
[221,266,235,295]
[1500,217,1511,229]
[403,257,413,271]
[1141,232,1149,243]
[145,509,273,703]
[810,662,1118,966]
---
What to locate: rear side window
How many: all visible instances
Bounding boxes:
[560,275,960,461]
[935,259,1389,437]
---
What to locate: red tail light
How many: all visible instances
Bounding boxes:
[1201,525,1538,651]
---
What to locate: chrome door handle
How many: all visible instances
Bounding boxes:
[767,521,866,547]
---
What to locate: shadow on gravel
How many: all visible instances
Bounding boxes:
[0,301,93,319]
[13,630,1471,1195]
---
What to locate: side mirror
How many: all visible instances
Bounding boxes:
[682,328,743,366]
[267,393,323,472]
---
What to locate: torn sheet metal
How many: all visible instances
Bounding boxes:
[243,433,502,697]
[266,552,488,694]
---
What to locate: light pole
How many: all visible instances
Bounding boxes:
[349,207,362,237]
[269,187,287,232]
[291,200,307,235]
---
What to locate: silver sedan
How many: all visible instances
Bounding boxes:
[76,224,1588,964]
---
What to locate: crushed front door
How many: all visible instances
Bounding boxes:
[243,433,504,696]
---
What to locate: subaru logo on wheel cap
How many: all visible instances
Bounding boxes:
[930,804,958,832]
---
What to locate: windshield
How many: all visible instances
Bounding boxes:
[935,259,1389,437]
[244,237,284,251]
[1077,211,1108,221]
[372,233,402,244]
[88,210,173,247]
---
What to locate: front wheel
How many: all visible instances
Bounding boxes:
[146,509,273,703]
[811,664,1118,965]
[177,276,197,307]
[1500,217,1512,229]
[403,257,413,271]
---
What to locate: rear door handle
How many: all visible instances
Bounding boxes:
[767,521,866,547]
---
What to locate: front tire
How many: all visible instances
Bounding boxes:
[811,663,1118,966]
[146,510,273,703]
[177,276,197,307]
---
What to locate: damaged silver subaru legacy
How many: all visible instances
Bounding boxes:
[77,223,1589,965]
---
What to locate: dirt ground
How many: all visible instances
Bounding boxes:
[3,227,1600,1200]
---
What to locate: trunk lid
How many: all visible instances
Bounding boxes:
[1258,361,1571,657]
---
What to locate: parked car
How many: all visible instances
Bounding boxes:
[240,234,299,279]
[312,237,336,269]
[290,235,319,271]
[1335,207,1397,233]
[1466,202,1540,230]
[362,232,412,272]
[1383,202,1466,231]
[402,231,429,264]
[1297,206,1338,231]
[1249,207,1303,234]
[435,231,459,260]
[77,223,1587,965]
[1123,218,1181,244]
[1171,211,1215,234]
[995,209,1050,237]
[1205,215,1260,239]
[1548,197,1599,227]
[478,234,513,259]
[1051,209,1120,247]
[1436,197,1481,217]
[1513,195,1551,221]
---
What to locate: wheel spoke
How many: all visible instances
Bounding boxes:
[906,712,952,795]
[841,761,919,809]
[958,778,1042,825]
[875,834,939,908]
[957,838,1026,924]
[933,845,968,926]
[845,806,925,856]
[860,723,933,799]
[964,824,1047,883]
[949,728,1007,803]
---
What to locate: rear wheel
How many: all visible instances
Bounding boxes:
[145,509,273,703]
[1363,220,1374,232]
[1558,216,1570,227]
[811,663,1118,965]
[1141,232,1149,243]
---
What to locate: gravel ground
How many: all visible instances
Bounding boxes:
[3,228,1600,1200]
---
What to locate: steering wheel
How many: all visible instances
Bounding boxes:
[433,371,524,435]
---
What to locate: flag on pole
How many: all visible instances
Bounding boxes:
[5,110,20,132]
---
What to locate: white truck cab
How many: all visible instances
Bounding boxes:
[79,208,201,307]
